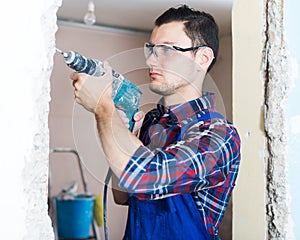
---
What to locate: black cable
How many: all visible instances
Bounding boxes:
[103,168,113,240]
[103,124,134,240]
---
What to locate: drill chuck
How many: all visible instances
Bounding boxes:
[63,50,105,77]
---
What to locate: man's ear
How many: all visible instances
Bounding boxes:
[195,47,215,71]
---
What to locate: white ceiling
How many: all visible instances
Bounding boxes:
[57,0,233,36]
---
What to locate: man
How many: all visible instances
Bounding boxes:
[71,5,241,240]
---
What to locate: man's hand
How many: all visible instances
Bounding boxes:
[117,110,145,135]
[71,62,143,177]
[71,61,114,113]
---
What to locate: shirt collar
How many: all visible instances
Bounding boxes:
[157,92,217,123]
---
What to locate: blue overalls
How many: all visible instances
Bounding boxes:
[123,194,211,240]
[123,112,223,240]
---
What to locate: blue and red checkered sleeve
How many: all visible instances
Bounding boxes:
[119,120,241,200]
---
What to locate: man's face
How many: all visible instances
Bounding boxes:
[146,21,202,96]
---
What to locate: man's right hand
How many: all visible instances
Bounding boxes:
[71,61,114,113]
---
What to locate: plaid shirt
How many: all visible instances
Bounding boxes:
[119,92,241,238]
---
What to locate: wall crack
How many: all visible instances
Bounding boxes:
[263,0,292,239]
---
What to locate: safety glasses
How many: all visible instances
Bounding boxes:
[144,42,207,59]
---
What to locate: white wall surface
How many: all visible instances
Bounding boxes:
[0,0,60,239]
[232,0,266,239]
[285,0,300,238]
[232,0,298,238]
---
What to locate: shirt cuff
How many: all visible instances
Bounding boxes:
[118,145,154,194]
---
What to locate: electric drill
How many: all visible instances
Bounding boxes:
[56,48,142,130]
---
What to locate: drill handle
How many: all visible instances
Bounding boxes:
[113,78,141,131]
[127,109,138,131]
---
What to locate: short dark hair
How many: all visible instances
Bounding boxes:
[155,5,219,72]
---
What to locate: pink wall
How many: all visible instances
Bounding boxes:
[50,23,149,239]
[208,36,233,121]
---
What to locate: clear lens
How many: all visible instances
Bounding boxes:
[144,43,176,59]
[144,43,153,59]
[155,45,175,57]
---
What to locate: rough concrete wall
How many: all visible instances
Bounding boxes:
[263,0,293,239]
[0,0,61,239]
[23,1,62,239]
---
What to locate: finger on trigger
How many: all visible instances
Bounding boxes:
[134,111,144,121]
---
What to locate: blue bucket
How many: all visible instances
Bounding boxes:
[56,194,95,239]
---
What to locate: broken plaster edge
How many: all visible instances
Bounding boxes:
[263,0,295,239]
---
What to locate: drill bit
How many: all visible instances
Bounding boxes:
[56,47,68,58]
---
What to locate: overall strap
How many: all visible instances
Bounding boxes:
[179,111,224,140]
